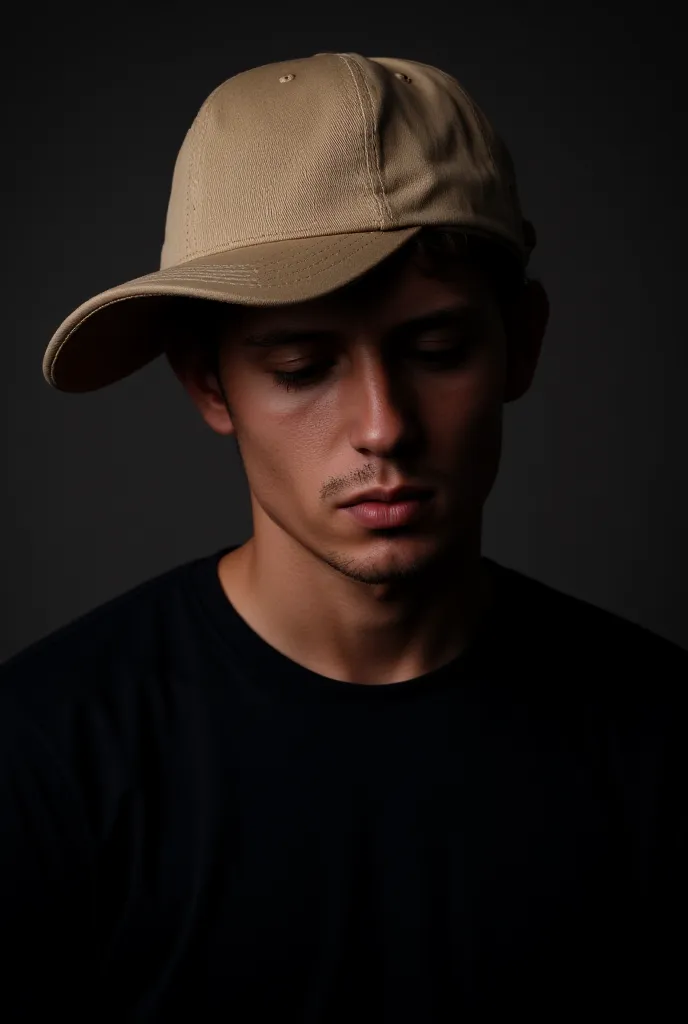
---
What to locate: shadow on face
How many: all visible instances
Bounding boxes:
[166,231,549,584]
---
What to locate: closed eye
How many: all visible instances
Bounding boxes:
[271,336,476,391]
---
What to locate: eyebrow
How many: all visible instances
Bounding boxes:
[240,304,484,350]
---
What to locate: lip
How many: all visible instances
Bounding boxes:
[338,485,433,508]
[343,496,431,529]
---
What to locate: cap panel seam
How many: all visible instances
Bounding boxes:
[185,87,219,260]
[340,53,394,225]
[400,59,500,177]
[336,53,387,230]
[438,68,498,178]
[454,82,498,176]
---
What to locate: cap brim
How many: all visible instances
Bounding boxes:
[43,228,422,393]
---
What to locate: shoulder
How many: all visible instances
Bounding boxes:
[0,551,220,844]
[490,558,687,667]
[484,562,688,805]
[488,559,688,729]
[0,552,207,722]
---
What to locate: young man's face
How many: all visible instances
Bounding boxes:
[172,255,545,585]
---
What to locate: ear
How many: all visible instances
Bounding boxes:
[503,278,550,403]
[165,340,236,437]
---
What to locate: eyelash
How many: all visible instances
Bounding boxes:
[272,344,472,392]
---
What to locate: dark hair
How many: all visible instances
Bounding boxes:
[405,227,526,303]
[167,227,528,384]
[344,227,527,312]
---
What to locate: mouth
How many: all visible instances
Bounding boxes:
[338,486,434,508]
[341,493,433,529]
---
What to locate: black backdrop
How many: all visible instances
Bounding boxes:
[3,1,686,660]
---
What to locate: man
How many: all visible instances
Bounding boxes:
[2,52,686,1021]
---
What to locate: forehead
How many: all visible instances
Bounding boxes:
[231,257,495,338]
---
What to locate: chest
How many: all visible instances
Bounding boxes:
[95,709,626,1018]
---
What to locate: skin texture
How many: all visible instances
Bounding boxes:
[167,253,549,684]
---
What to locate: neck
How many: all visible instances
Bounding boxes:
[218,521,491,686]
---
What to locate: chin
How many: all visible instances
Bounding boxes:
[322,530,451,586]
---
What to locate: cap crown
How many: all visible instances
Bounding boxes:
[160,52,529,269]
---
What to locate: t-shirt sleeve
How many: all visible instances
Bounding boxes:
[0,691,98,1020]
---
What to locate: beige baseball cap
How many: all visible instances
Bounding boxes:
[43,51,536,393]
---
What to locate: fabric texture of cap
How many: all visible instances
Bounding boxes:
[43,52,536,393]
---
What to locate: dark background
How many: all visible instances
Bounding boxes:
[3,2,686,662]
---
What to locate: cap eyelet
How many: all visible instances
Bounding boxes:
[394,72,412,83]
[279,73,295,83]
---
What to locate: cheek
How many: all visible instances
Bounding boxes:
[429,352,504,434]
[232,350,505,503]
[425,366,505,496]
[233,408,329,515]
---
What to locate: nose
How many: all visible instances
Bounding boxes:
[345,350,420,456]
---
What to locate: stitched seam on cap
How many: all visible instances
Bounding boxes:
[336,54,385,230]
[146,234,386,286]
[47,232,412,383]
[161,237,361,276]
[451,78,498,179]
[413,60,500,180]
[165,230,380,269]
[186,87,218,260]
[345,54,393,225]
[48,230,416,383]
[185,116,200,258]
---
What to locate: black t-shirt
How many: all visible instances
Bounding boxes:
[1,545,686,1021]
